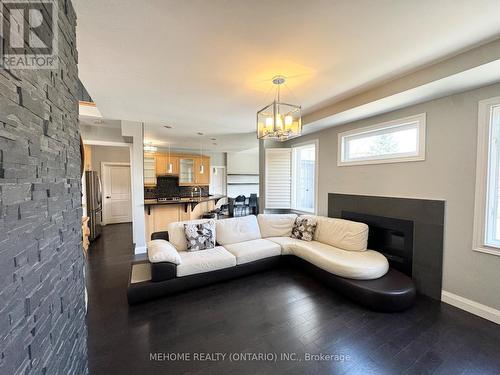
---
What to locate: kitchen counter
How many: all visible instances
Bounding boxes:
[144,194,226,206]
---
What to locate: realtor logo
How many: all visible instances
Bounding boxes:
[0,0,58,69]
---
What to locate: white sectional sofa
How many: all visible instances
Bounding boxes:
[128,214,416,311]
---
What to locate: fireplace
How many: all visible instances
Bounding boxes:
[341,211,414,277]
[329,193,445,300]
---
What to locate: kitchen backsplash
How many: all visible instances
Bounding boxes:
[145,176,209,199]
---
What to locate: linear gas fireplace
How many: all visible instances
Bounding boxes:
[342,211,414,277]
[329,193,445,300]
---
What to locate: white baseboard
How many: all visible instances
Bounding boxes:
[441,290,500,325]
[134,244,147,254]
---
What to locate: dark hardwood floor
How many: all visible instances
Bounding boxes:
[86,223,500,375]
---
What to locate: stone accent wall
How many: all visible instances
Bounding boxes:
[0,1,88,374]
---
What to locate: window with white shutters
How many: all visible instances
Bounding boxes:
[265,148,292,209]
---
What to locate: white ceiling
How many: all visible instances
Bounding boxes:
[74,0,500,151]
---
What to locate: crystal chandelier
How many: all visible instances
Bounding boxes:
[257,76,302,141]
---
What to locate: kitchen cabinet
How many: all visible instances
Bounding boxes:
[179,158,196,185]
[144,152,211,187]
[194,157,210,185]
[156,154,179,176]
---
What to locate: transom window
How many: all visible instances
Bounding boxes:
[338,113,426,166]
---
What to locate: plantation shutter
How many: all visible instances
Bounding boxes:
[265,148,292,209]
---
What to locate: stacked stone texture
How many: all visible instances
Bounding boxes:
[0,0,88,374]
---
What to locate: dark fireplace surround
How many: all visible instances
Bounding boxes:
[329,193,445,300]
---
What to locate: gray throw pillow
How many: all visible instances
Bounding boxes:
[291,216,317,241]
[184,220,216,251]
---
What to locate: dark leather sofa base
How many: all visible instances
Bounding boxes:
[128,256,281,305]
[128,254,416,312]
[283,256,416,312]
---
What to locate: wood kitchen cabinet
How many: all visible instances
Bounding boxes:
[144,151,210,187]
[179,157,196,185]
[155,154,179,176]
[194,157,210,185]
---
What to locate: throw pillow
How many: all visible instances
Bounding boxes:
[147,240,181,264]
[184,220,216,251]
[291,216,317,241]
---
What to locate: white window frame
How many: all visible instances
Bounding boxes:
[473,96,500,257]
[291,140,319,214]
[337,113,426,166]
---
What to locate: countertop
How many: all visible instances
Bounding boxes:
[144,195,226,206]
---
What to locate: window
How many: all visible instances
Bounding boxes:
[473,96,500,256]
[265,142,317,213]
[338,113,426,166]
[292,143,317,213]
[265,148,292,209]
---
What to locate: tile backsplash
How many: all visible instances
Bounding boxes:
[145,176,209,199]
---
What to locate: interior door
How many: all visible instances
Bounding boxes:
[102,164,132,224]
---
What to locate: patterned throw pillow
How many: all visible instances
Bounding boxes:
[184,220,216,251]
[291,216,317,241]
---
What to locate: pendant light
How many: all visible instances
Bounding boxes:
[167,143,173,174]
[257,76,302,142]
[199,142,204,175]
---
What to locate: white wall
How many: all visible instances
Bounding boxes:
[227,149,259,198]
[271,82,500,311]
[91,145,130,178]
[227,149,259,174]
[155,147,227,167]
[121,121,146,254]
[80,123,128,144]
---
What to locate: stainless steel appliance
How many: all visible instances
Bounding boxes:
[85,171,102,241]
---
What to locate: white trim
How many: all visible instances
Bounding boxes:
[473,96,500,257]
[83,140,131,147]
[291,140,319,215]
[134,245,147,254]
[100,162,132,225]
[441,291,500,325]
[337,113,426,166]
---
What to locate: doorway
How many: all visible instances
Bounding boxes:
[101,162,132,224]
[210,166,227,196]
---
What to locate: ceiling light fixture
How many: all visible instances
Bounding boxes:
[257,76,302,142]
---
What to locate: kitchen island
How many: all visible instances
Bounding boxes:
[144,195,226,241]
